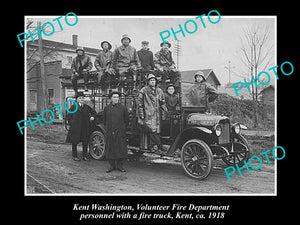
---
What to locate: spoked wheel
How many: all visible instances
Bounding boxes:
[181,139,214,180]
[222,133,250,166]
[89,130,106,160]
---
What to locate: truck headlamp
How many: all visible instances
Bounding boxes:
[214,124,222,137]
[233,123,241,134]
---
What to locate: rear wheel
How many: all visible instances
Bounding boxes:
[89,130,106,160]
[181,139,214,180]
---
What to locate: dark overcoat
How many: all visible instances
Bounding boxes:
[137,49,154,70]
[66,104,96,144]
[103,103,129,159]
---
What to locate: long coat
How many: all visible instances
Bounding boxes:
[66,104,95,144]
[137,49,154,70]
[137,85,166,133]
[103,103,129,159]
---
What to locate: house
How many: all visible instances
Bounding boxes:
[26,35,99,115]
[218,83,252,100]
[180,69,221,89]
[27,61,62,115]
[259,85,275,106]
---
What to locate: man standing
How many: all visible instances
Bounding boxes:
[112,34,141,92]
[188,71,218,106]
[71,46,93,94]
[66,92,95,161]
[137,74,168,151]
[94,41,115,91]
[154,41,180,90]
[103,91,129,173]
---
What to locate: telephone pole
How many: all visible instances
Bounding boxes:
[37,21,48,112]
[224,60,235,84]
[174,40,182,70]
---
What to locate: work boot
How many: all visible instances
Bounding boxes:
[82,156,90,161]
[106,160,116,173]
[116,159,126,172]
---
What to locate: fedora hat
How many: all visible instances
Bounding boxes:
[160,40,171,48]
[75,91,84,98]
[108,91,121,98]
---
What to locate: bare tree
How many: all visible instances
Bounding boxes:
[26,18,63,74]
[239,24,274,127]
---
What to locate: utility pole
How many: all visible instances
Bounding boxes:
[37,21,48,112]
[174,40,182,70]
[224,60,235,84]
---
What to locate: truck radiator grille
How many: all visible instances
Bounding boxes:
[218,122,230,144]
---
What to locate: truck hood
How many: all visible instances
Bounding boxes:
[187,113,229,126]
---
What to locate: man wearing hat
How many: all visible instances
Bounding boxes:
[137,74,168,151]
[112,34,141,92]
[188,71,218,106]
[66,92,96,161]
[154,40,180,90]
[103,91,129,173]
[71,46,93,94]
[94,41,115,92]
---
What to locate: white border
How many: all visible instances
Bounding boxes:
[24,15,277,196]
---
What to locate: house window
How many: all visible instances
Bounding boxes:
[48,89,54,106]
[29,90,37,112]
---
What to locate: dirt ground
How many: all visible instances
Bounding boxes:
[26,124,275,195]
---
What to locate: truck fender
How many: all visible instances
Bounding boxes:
[166,126,212,156]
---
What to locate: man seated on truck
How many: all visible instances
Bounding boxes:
[154,41,180,91]
[112,34,141,93]
[71,46,93,95]
[94,41,116,92]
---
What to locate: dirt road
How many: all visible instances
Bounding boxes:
[26,140,275,195]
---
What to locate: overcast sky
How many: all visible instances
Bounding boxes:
[26,16,276,85]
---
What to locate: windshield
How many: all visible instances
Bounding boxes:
[181,82,207,108]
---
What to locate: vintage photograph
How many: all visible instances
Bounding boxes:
[24,15,276,195]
